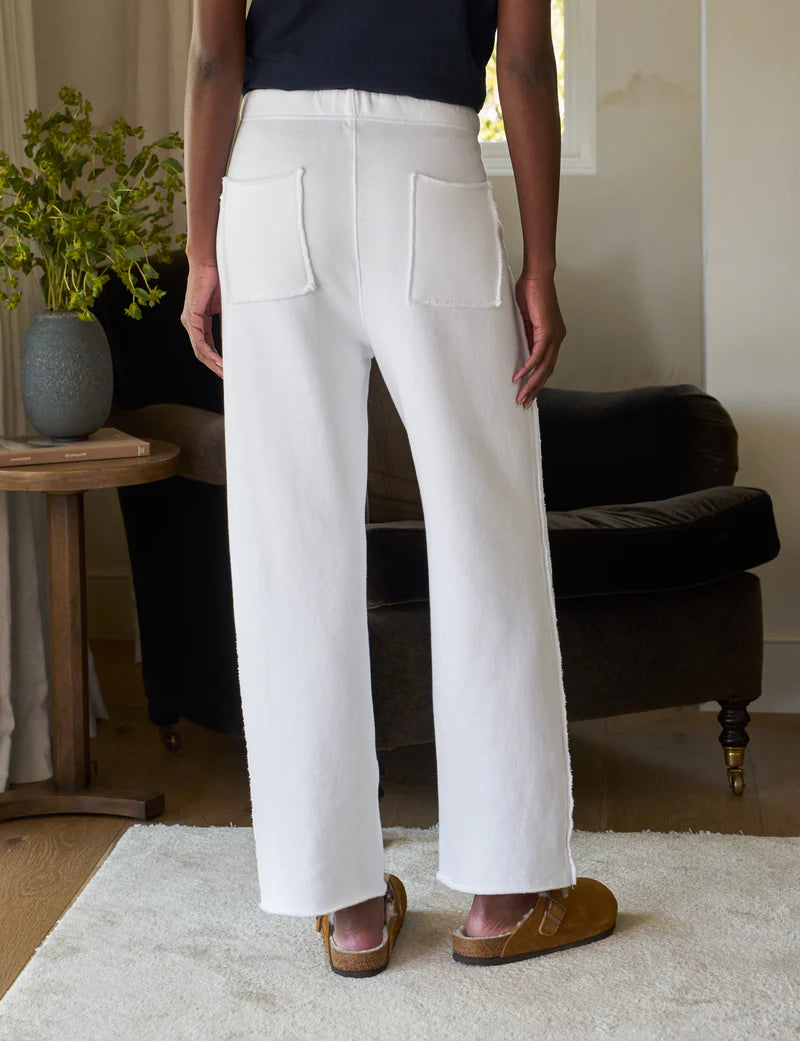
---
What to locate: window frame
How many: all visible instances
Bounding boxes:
[480,0,596,177]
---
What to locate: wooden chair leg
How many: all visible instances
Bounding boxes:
[716,698,753,796]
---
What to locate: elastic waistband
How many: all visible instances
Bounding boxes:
[239,87,480,134]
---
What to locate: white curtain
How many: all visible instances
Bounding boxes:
[124,0,194,149]
[0,0,106,790]
[0,0,195,789]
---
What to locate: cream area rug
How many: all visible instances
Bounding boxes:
[1,824,798,1041]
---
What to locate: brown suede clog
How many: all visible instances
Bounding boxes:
[452,876,617,966]
[316,873,407,977]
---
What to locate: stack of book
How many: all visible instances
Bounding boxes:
[0,427,151,467]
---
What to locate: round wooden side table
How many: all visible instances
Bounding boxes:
[0,439,180,822]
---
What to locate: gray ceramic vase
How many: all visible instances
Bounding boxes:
[20,310,114,442]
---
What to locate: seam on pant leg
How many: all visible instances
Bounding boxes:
[407,171,418,307]
[295,166,317,292]
[216,184,228,300]
[489,193,506,309]
[351,112,372,348]
[527,400,578,887]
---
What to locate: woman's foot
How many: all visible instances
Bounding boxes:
[331,893,386,950]
[465,892,545,937]
[453,879,617,965]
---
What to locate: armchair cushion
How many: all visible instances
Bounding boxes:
[366,521,428,608]
[365,486,780,606]
[546,485,780,597]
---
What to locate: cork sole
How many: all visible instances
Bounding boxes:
[452,921,616,966]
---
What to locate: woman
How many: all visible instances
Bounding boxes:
[181,0,617,976]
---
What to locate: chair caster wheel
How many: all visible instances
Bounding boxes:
[159,725,182,752]
[723,745,746,796]
[728,767,745,796]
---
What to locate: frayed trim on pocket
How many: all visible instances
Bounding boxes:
[407,171,504,308]
[219,166,318,304]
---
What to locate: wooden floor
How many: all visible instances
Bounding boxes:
[2,638,798,997]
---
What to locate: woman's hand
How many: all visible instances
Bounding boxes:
[511,273,566,408]
[181,259,224,378]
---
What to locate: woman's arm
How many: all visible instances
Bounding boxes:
[181,0,247,376]
[185,0,246,264]
[496,0,567,406]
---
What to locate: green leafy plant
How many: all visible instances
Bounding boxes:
[0,85,187,321]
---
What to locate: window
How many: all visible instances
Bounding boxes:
[479,0,596,175]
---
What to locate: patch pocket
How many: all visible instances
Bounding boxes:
[408,171,503,307]
[219,166,317,303]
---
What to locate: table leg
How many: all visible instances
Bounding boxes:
[48,491,90,790]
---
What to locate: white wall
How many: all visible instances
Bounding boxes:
[702,0,800,711]
[496,0,704,391]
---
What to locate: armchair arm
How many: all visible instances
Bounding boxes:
[535,384,738,510]
[109,402,226,485]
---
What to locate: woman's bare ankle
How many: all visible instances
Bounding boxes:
[331,893,385,951]
[465,892,538,938]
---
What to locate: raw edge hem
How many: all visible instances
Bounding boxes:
[435,870,576,896]
[258,881,389,919]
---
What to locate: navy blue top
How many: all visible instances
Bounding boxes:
[242,0,498,113]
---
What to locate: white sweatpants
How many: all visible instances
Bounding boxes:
[216,87,577,917]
